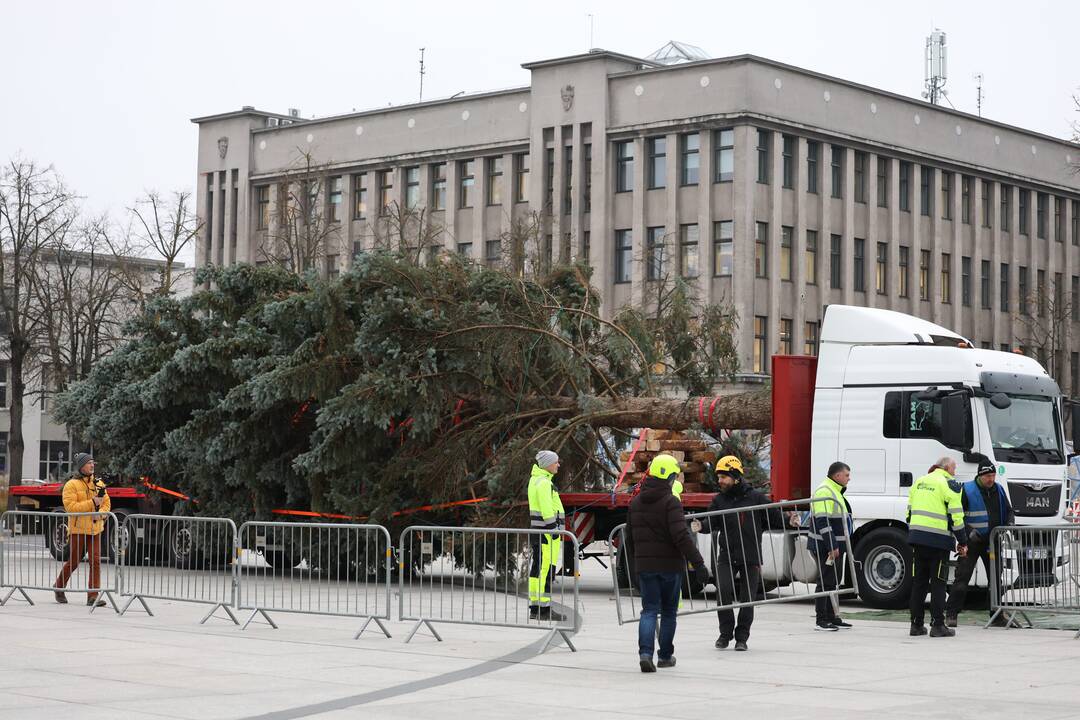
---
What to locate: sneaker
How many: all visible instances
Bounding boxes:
[734,640,748,652]
[945,615,958,628]
[639,657,656,673]
[815,621,839,632]
[909,623,928,636]
[715,636,731,649]
[657,657,676,668]
[54,592,67,604]
[86,596,107,608]
[830,618,852,629]
[929,624,955,637]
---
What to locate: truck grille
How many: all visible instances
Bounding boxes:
[1008,481,1061,517]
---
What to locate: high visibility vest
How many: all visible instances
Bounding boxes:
[528,465,563,532]
[962,480,1008,538]
[808,476,850,553]
[907,468,966,550]
[671,478,683,500]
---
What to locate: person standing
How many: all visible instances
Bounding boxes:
[809,461,854,631]
[627,453,708,672]
[907,456,967,637]
[53,453,110,607]
[945,454,1014,627]
[527,450,565,621]
[692,455,794,652]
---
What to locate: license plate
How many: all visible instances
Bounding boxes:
[1025,548,1049,560]
[420,542,434,555]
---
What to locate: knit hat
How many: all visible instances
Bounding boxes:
[974,455,996,477]
[72,453,94,474]
[535,450,559,469]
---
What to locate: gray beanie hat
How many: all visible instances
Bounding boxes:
[535,450,559,469]
[72,453,94,474]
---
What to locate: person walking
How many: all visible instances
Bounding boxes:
[626,453,709,673]
[907,456,967,637]
[53,453,110,607]
[527,450,565,621]
[809,461,855,631]
[692,455,795,652]
[945,454,1014,627]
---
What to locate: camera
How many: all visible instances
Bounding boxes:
[95,481,107,498]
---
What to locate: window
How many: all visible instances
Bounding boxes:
[779,318,793,355]
[756,130,771,184]
[1036,193,1047,238]
[1073,200,1079,246]
[853,151,867,203]
[326,254,339,279]
[1038,269,1046,317]
[804,322,819,356]
[431,163,447,210]
[459,160,475,208]
[1055,197,1063,241]
[781,135,795,189]
[582,231,590,261]
[898,246,910,298]
[562,145,573,214]
[755,222,768,277]
[780,226,793,281]
[1019,266,1029,315]
[1073,353,1080,397]
[0,431,7,473]
[1000,263,1010,312]
[882,391,951,443]
[939,256,950,303]
[830,234,842,289]
[514,153,529,203]
[961,176,971,224]
[805,230,818,285]
[378,170,393,214]
[544,147,554,209]
[679,224,699,278]
[615,141,634,192]
[404,167,420,209]
[981,180,992,227]
[486,157,503,206]
[1073,275,1080,315]
[647,227,666,280]
[876,157,889,207]
[1000,343,1011,353]
[353,173,368,219]
[941,172,953,220]
[485,239,500,267]
[39,439,71,482]
[327,176,343,222]
[853,238,866,292]
[919,250,930,301]
[1055,272,1064,313]
[714,129,734,182]
[806,141,819,194]
[680,133,700,185]
[899,161,912,212]
[0,362,7,407]
[647,136,666,189]
[583,144,592,213]
[920,165,932,216]
[1001,184,1011,231]
[981,260,991,309]
[255,186,270,229]
[614,230,632,283]
[961,256,972,306]
[1019,189,1029,234]
[830,144,843,198]
[753,316,768,373]
[875,241,887,294]
[713,221,733,276]
[456,241,473,256]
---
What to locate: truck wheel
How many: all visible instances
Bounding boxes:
[166,520,205,569]
[107,511,136,565]
[46,509,72,562]
[854,527,911,609]
[615,544,637,590]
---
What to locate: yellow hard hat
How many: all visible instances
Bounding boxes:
[716,455,744,477]
[648,453,682,480]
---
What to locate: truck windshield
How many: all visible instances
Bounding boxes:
[983,395,1063,465]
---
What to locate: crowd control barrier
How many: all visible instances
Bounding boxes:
[988,524,1080,638]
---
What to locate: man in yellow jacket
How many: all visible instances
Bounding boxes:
[53,453,110,607]
[528,450,565,621]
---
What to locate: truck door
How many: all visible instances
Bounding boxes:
[890,390,951,490]
[838,387,896,496]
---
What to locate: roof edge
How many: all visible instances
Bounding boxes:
[521,49,658,71]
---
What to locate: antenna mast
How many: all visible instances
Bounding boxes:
[974,72,984,117]
[419,48,426,102]
[922,30,948,106]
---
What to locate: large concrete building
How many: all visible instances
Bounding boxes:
[192,44,1080,392]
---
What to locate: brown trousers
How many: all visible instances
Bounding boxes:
[54,533,102,596]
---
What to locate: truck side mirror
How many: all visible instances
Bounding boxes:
[941,393,974,451]
[989,393,1011,410]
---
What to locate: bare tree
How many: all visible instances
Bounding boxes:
[371,201,445,266]
[1015,276,1075,391]
[0,159,76,485]
[260,149,341,274]
[104,191,198,304]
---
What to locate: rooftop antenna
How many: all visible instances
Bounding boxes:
[922,29,947,106]
[587,14,594,49]
[419,48,426,102]
[974,72,984,117]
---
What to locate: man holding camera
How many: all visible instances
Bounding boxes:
[53,453,110,607]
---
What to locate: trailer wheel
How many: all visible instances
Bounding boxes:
[46,509,71,562]
[854,527,911,609]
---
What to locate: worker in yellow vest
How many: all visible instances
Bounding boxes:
[528,450,565,622]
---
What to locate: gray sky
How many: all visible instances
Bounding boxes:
[2,0,1076,222]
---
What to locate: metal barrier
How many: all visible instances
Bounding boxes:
[119,514,239,624]
[988,524,1080,637]
[609,495,858,624]
[398,526,579,652]
[235,521,393,638]
[0,510,121,613]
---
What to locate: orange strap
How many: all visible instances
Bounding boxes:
[141,480,191,502]
[613,429,650,493]
[271,496,491,521]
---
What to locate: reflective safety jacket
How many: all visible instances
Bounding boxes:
[962,480,1012,540]
[907,468,966,550]
[808,477,852,556]
[671,478,683,500]
[528,465,564,533]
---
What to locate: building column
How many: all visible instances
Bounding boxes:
[630,135,647,308]
[697,128,714,306]
[950,171,962,331]
[888,157,901,304]
[767,131,783,367]
[732,125,756,372]
[839,146,854,306]
[792,137,809,353]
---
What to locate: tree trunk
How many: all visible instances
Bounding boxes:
[521,390,772,432]
[8,352,24,486]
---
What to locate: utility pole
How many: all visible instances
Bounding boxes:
[419,48,426,102]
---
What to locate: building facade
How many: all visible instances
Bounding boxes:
[192,48,1080,392]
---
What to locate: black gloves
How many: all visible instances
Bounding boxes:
[693,564,710,586]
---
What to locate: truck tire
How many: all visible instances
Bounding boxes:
[854,527,911,609]
[46,509,71,562]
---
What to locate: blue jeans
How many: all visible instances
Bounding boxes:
[637,571,681,661]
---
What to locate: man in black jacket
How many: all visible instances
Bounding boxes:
[693,455,793,652]
[626,453,708,673]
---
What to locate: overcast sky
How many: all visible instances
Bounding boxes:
[2,0,1077,224]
